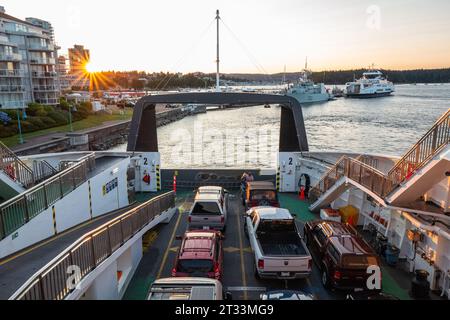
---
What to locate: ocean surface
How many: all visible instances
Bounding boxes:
[113,84,450,168]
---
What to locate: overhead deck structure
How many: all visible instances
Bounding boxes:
[127,92,309,153]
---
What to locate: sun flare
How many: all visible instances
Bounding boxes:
[85,61,100,73]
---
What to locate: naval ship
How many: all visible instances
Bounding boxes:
[0,92,449,301]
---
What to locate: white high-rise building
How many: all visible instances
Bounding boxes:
[0,6,60,109]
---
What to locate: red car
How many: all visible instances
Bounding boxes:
[172,230,224,281]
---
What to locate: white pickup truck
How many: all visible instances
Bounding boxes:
[244,207,312,280]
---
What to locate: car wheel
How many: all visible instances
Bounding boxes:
[321,270,331,289]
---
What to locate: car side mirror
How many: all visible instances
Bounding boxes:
[225,292,233,300]
[175,235,183,241]
[291,213,297,218]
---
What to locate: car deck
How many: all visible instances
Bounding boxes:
[123,190,429,300]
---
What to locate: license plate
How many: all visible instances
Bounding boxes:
[281,272,290,277]
[203,226,210,230]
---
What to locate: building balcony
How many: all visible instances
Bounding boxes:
[29,57,56,65]
[33,85,59,92]
[0,100,27,109]
[0,85,26,93]
[0,69,24,77]
[34,98,59,105]
[0,53,22,62]
[28,43,55,51]
[31,71,58,78]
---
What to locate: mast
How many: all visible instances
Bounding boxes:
[216,10,220,92]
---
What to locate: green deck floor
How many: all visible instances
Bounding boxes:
[124,190,414,300]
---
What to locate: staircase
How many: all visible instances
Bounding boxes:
[0,141,35,189]
[0,153,96,240]
[310,108,450,211]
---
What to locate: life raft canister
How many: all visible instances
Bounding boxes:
[143,174,151,185]
[5,164,16,181]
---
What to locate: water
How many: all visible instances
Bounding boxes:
[113,84,450,168]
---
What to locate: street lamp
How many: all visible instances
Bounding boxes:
[68,104,77,132]
[16,108,25,144]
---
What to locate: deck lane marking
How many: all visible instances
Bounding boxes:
[169,246,179,253]
[224,246,252,253]
[156,206,184,279]
[236,205,248,300]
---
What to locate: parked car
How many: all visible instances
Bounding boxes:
[148,277,229,300]
[244,207,312,280]
[346,291,399,300]
[188,186,228,232]
[172,230,224,281]
[260,290,315,300]
[242,181,279,210]
[303,220,381,291]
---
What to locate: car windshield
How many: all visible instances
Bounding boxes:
[250,190,276,201]
[342,255,378,269]
[191,202,221,215]
[257,220,295,233]
[178,259,214,273]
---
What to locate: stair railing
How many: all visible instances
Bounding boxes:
[0,153,96,240]
[387,109,450,187]
[0,141,35,188]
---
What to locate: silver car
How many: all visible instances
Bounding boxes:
[188,186,228,232]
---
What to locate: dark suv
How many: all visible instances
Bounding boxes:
[304,220,381,291]
[242,181,279,210]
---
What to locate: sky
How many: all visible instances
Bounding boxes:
[2,0,450,73]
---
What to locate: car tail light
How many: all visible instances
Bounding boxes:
[171,268,177,277]
[258,259,264,270]
[214,264,220,279]
[220,216,224,223]
[333,270,342,280]
[188,216,192,223]
[308,259,312,270]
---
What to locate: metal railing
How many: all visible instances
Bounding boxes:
[0,100,27,108]
[28,43,55,51]
[0,53,22,61]
[0,69,23,77]
[31,71,58,78]
[29,58,56,65]
[32,85,58,92]
[32,160,58,183]
[12,191,175,300]
[0,141,35,189]
[0,153,96,240]
[309,156,393,203]
[0,85,26,92]
[387,108,450,187]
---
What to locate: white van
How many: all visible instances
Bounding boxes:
[188,186,228,232]
[147,277,224,300]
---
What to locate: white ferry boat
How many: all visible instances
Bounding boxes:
[286,62,332,104]
[0,92,448,301]
[346,70,395,98]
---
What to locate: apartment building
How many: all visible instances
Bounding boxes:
[0,6,60,109]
